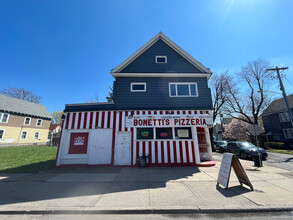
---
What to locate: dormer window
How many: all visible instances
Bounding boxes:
[156,56,167,63]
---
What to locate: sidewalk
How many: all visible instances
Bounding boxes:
[1,154,293,214]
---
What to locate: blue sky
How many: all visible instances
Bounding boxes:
[0,0,292,113]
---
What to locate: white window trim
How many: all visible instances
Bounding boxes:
[155,56,167,63]
[20,131,28,140]
[24,117,31,126]
[0,112,9,123]
[279,112,290,123]
[130,82,146,92]
[34,131,40,140]
[36,119,43,127]
[283,128,293,139]
[0,129,5,139]
[169,82,199,97]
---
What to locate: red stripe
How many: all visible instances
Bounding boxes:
[90,112,94,129]
[95,112,99,128]
[154,111,157,115]
[148,111,151,115]
[185,141,190,164]
[118,112,122,131]
[200,111,203,114]
[83,112,87,129]
[107,111,111,128]
[171,111,174,114]
[131,111,134,116]
[167,141,171,164]
[165,111,168,114]
[177,111,180,114]
[161,142,164,163]
[77,112,82,129]
[136,111,140,115]
[65,113,70,129]
[71,113,76,129]
[188,111,192,114]
[160,111,163,115]
[179,141,183,164]
[142,141,146,156]
[148,141,152,164]
[191,141,196,164]
[183,111,186,114]
[111,111,116,164]
[136,142,139,165]
[206,111,209,114]
[125,111,128,131]
[142,111,145,115]
[155,141,158,164]
[194,111,197,114]
[173,141,177,164]
[100,112,105,128]
[131,127,134,165]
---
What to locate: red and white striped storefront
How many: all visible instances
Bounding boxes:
[56,110,214,167]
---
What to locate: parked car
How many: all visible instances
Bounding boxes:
[213,140,228,153]
[226,141,268,160]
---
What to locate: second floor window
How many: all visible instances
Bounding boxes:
[36,119,42,126]
[169,83,198,97]
[131,83,146,92]
[24,117,31,125]
[279,112,290,123]
[0,112,9,123]
[283,128,293,139]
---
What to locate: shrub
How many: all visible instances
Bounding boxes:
[264,142,285,149]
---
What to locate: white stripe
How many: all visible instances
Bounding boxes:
[158,142,162,163]
[176,142,181,163]
[68,113,73,129]
[170,141,174,163]
[121,111,126,131]
[104,111,108,128]
[92,112,96,129]
[98,111,102,128]
[133,129,136,165]
[115,112,120,131]
[74,113,79,129]
[110,111,114,129]
[139,142,143,157]
[145,142,149,156]
[80,112,85,129]
[182,142,187,163]
[86,112,90,129]
[164,142,168,163]
[152,141,155,163]
[188,141,193,163]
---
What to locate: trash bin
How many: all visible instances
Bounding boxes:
[252,154,263,167]
[138,156,146,167]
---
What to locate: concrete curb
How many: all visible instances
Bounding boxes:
[1,207,293,215]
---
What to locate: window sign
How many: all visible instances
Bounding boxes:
[175,127,192,139]
[69,132,89,154]
[156,128,173,139]
[137,128,154,140]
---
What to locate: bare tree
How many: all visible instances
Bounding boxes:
[85,94,99,103]
[106,86,113,102]
[224,58,272,125]
[0,87,42,103]
[51,111,63,124]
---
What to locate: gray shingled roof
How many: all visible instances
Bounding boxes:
[0,94,52,119]
[262,94,293,116]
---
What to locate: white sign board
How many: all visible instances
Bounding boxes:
[125,115,213,128]
[248,124,262,136]
[217,153,233,188]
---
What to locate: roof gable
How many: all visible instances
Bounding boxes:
[111,32,212,78]
[262,94,293,116]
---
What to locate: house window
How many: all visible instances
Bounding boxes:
[0,130,4,139]
[283,128,293,139]
[175,127,192,139]
[156,128,173,140]
[279,112,290,123]
[34,131,40,140]
[131,83,146,92]
[156,56,167,63]
[24,117,31,125]
[0,112,9,123]
[36,119,42,126]
[21,131,28,139]
[137,128,154,140]
[169,83,198,97]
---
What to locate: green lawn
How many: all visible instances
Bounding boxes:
[0,146,58,173]
[267,149,293,155]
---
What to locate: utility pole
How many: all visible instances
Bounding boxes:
[266,66,293,128]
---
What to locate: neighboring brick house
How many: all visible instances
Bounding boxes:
[56,32,214,167]
[262,94,293,143]
[0,94,52,146]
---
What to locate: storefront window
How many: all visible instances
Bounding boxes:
[156,128,173,139]
[175,127,192,139]
[137,128,154,140]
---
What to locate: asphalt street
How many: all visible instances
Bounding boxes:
[263,152,293,171]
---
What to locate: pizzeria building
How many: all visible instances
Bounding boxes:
[56,32,215,167]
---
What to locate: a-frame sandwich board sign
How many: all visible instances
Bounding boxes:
[217,153,253,191]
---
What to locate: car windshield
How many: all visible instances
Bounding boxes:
[218,141,227,145]
[239,142,256,148]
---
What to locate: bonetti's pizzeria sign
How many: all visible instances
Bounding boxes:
[126,114,213,128]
